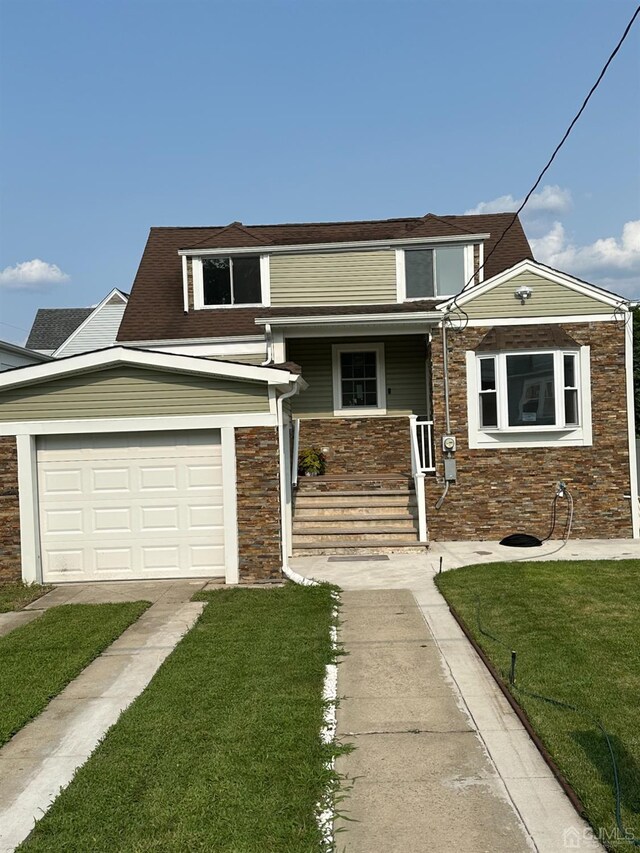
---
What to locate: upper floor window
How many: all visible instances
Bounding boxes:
[191,255,268,309]
[203,256,261,306]
[403,246,467,299]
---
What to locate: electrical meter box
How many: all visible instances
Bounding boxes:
[443,457,457,482]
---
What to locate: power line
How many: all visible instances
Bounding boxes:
[0,320,29,333]
[452,3,640,306]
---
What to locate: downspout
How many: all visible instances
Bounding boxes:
[262,323,274,365]
[435,319,451,510]
[276,381,318,586]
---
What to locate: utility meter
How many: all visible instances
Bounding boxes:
[442,435,457,453]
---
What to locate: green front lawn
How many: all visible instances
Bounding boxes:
[0,582,51,612]
[436,560,640,852]
[19,584,338,853]
[1,602,149,746]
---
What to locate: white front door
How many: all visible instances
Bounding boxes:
[37,431,225,582]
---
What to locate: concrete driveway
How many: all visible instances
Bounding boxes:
[292,542,613,852]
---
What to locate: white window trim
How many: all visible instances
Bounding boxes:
[332,342,386,417]
[395,245,473,303]
[192,254,269,310]
[465,346,592,449]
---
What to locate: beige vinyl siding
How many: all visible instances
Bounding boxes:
[288,335,428,418]
[464,272,607,319]
[208,353,266,365]
[0,366,271,421]
[269,251,397,306]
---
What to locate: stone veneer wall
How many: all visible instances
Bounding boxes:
[298,416,412,476]
[425,322,634,540]
[0,437,21,582]
[235,426,282,581]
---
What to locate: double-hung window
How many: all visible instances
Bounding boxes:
[332,343,386,416]
[192,255,265,308]
[470,349,589,446]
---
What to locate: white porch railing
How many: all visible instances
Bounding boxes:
[410,416,434,544]
[411,417,435,473]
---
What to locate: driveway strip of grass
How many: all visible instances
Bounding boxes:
[436,560,640,853]
[0,582,52,612]
[19,584,337,853]
[0,602,150,747]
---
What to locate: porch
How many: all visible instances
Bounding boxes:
[289,417,434,555]
[276,327,438,555]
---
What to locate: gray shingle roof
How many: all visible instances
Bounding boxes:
[26,308,93,350]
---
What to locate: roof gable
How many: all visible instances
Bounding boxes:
[0,346,302,393]
[54,288,128,357]
[437,260,627,319]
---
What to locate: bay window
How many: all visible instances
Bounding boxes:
[467,346,591,448]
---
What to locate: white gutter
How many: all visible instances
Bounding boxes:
[255,311,442,327]
[178,234,491,258]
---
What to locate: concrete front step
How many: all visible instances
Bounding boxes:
[297,475,414,493]
[295,495,417,509]
[292,541,427,556]
[294,507,419,519]
[293,530,420,544]
[294,518,418,532]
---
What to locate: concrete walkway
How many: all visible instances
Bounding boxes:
[0,611,42,639]
[292,544,612,852]
[0,579,207,853]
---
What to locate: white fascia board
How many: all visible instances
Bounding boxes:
[178,234,491,258]
[53,288,129,357]
[461,313,621,327]
[436,259,630,312]
[0,346,300,392]
[0,341,51,362]
[255,311,442,327]
[120,334,265,347]
[138,341,267,357]
[0,412,278,437]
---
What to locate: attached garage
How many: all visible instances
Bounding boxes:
[0,347,305,585]
[38,431,224,582]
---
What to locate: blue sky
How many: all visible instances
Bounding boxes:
[0,0,638,343]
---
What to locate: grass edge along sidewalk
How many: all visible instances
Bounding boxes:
[0,601,150,747]
[436,559,640,853]
[19,584,341,853]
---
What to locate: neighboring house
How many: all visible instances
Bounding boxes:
[0,340,50,372]
[26,289,128,357]
[0,213,637,589]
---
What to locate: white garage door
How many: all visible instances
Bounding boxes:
[37,431,225,582]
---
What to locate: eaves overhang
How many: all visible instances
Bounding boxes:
[178,234,490,257]
[254,311,443,339]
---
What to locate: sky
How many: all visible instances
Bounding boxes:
[0,0,639,344]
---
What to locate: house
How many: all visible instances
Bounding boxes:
[0,340,50,372]
[26,288,128,357]
[0,213,637,588]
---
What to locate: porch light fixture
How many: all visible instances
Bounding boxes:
[514,285,533,305]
